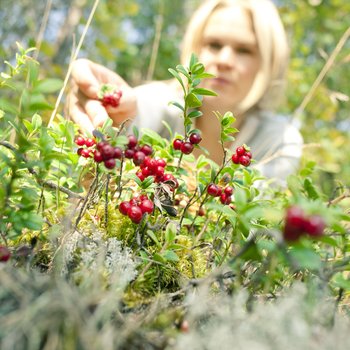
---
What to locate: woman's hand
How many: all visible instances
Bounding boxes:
[66,58,137,133]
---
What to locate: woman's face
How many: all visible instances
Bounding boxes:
[198,5,261,112]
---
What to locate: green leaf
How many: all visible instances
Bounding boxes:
[187,110,202,119]
[168,68,185,91]
[185,93,202,108]
[162,250,179,262]
[169,101,184,112]
[289,246,322,271]
[34,78,63,94]
[303,177,319,200]
[0,99,18,114]
[192,88,217,96]
[165,222,177,243]
[147,230,161,248]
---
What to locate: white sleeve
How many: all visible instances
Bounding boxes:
[131,82,184,137]
[253,123,303,184]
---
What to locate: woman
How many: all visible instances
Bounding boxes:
[67,0,303,182]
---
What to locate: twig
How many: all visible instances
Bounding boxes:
[294,26,350,120]
[48,0,101,127]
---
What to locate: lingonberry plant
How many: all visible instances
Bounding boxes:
[0,46,350,349]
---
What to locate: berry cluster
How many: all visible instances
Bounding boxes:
[283,206,326,241]
[0,245,11,262]
[98,84,122,108]
[119,194,154,224]
[75,134,155,171]
[231,145,252,167]
[207,183,234,205]
[124,135,154,166]
[172,132,202,155]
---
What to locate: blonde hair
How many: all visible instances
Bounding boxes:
[180,0,289,113]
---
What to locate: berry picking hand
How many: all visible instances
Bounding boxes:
[67,58,137,133]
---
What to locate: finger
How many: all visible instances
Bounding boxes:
[84,99,110,128]
[68,99,95,134]
[70,59,100,98]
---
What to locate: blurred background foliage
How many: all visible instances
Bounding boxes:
[0,0,349,194]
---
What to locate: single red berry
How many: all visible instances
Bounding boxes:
[75,136,86,146]
[189,132,202,145]
[85,138,96,147]
[128,205,143,224]
[283,206,306,241]
[133,151,146,166]
[245,151,252,159]
[140,144,153,156]
[304,215,325,237]
[113,147,123,159]
[101,144,115,160]
[231,153,240,164]
[220,193,231,205]
[181,142,194,155]
[173,138,183,150]
[239,155,251,167]
[136,170,145,182]
[140,199,154,214]
[0,245,11,262]
[119,201,131,216]
[141,167,150,177]
[154,165,165,177]
[124,148,135,159]
[96,141,108,152]
[207,183,221,197]
[236,146,246,157]
[127,135,138,149]
[156,158,167,168]
[104,158,116,169]
[77,147,84,156]
[81,149,92,158]
[224,186,234,196]
[198,207,205,216]
[93,150,104,163]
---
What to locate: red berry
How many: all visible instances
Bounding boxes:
[231,153,240,164]
[77,147,84,156]
[119,201,131,216]
[93,150,104,163]
[154,165,165,177]
[245,151,252,159]
[181,142,194,155]
[81,149,91,158]
[304,215,325,237]
[127,135,138,149]
[85,138,96,147]
[189,132,202,145]
[100,90,122,108]
[239,155,251,167]
[113,147,123,159]
[283,206,306,241]
[0,245,11,262]
[140,144,153,156]
[96,141,108,152]
[133,151,146,166]
[198,207,205,216]
[220,193,231,205]
[156,158,167,168]
[104,158,116,169]
[101,144,115,160]
[136,170,145,182]
[75,136,86,146]
[236,146,246,156]
[140,199,154,214]
[124,148,135,159]
[207,183,221,197]
[224,186,234,196]
[128,205,143,224]
[173,138,183,150]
